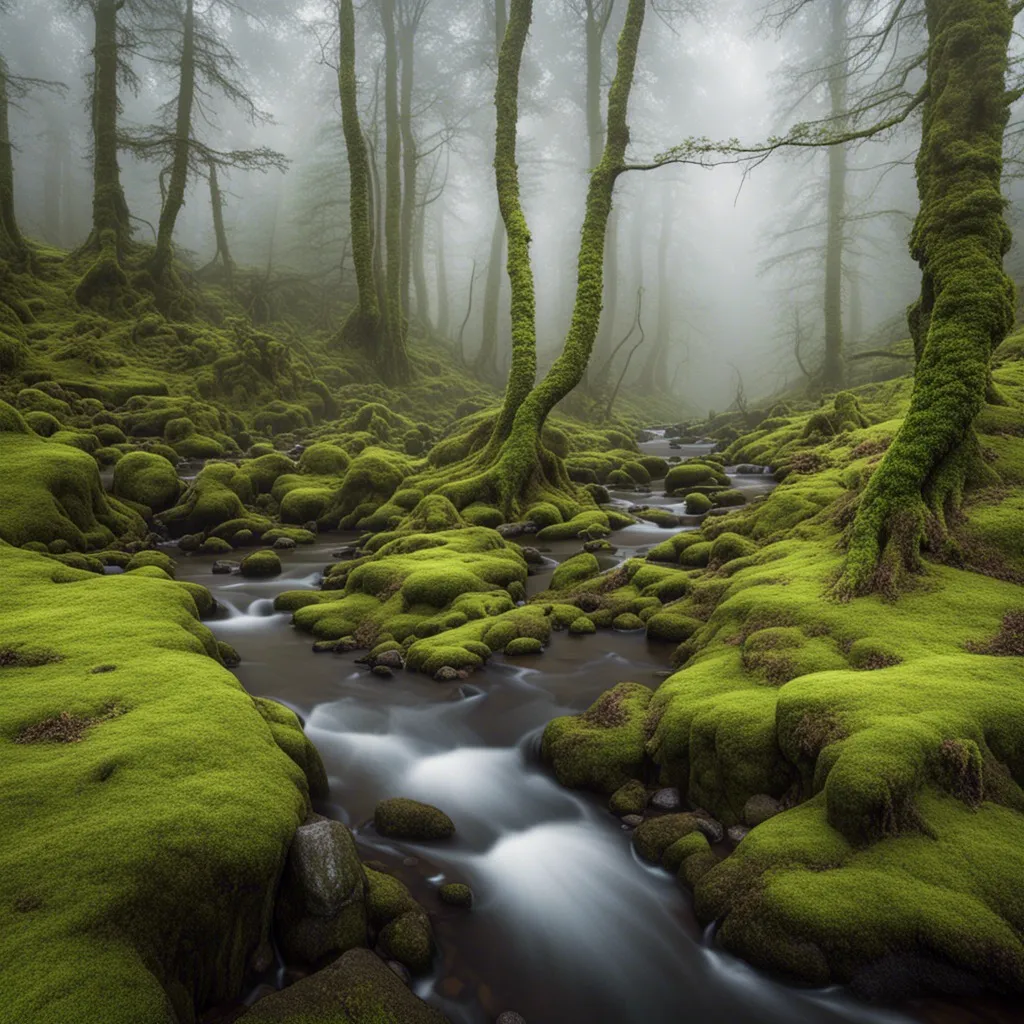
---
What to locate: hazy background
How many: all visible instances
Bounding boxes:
[2,0,994,413]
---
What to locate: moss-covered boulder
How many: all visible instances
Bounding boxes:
[0,543,323,1021]
[0,401,145,550]
[240,550,282,578]
[550,552,601,591]
[374,798,455,840]
[542,682,654,794]
[235,948,448,1023]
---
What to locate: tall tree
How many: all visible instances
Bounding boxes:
[839,0,1016,594]
[74,0,135,309]
[0,51,25,259]
[475,0,508,383]
[378,0,411,381]
[337,0,381,344]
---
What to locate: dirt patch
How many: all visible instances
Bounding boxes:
[15,701,128,745]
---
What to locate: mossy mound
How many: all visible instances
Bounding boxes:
[0,543,324,1021]
[542,682,654,794]
[0,401,145,550]
[240,550,282,578]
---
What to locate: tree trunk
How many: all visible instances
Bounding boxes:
[0,56,25,257]
[474,0,508,382]
[435,202,449,336]
[201,159,234,291]
[838,0,1014,596]
[76,0,132,308]
[379,0,410,382]
[489,0,646,510]
[399,24,417,321]
[150,0,196,281]
[475,210,505,379]
[822,0,848,391]
[337,0,381,341]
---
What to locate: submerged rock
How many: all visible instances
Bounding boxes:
[211,559,238,574]
[438,883,473,908]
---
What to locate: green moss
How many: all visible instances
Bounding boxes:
[24,411,61,437]
[234,947,446,1023]
[298,442,350,476]
[646,612,700,643]
[550,552,601,590]
[379,911,434,974]
[662,831,710,872]
[160,463,247,536]
[0,403,145,551]
[124,550,176,577]
[374,798,455,840]
[240,550,282,578]
[438,882,473,908]
[505,636,543,655]
[569,615,597,635]
[111,451,181,513]
[542,682,654,794]
[609,779,647,816]
[710,532,757,565]
[461,503,505,528]
[0,543,320,1021]
[633,813,700,863]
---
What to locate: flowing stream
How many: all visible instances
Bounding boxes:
[168,441,1004,1024]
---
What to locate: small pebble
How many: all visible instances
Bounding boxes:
[621,814,643,828]
[497,1013,527,1024]
[727,824,750,844]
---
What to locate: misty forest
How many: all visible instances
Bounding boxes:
[3,0,1024,1021]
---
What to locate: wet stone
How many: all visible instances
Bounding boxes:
[302,520,319,533]
[273,537,297,550]
[372,665,394,678]
[211,560,238,575]
[434,666,460,682]
[497,1013,527,1024]
[649,787,682,811]
[387,960,412,986]
[454,683,483,700]
[497,523,524,538]
[621,815,643,829]
[375,649,404,670]
[694,817,725,844]
[727,825,750,844]
[519,546,544,565]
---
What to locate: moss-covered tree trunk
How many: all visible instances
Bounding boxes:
[490,0,645,510]
[474,0,508,383]
[201,158,234,290]
[150,0,195,282]
[0,55,25,258]
[822,0,848,391]
[76,0,133,309]
[338,0,382,345]
[379,0,410,383]
[838,0,1015,596]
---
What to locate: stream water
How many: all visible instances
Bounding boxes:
[165,440,1013,1024]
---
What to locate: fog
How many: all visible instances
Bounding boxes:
[0,0,961,413]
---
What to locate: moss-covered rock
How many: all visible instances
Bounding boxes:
[550,552,601,591]
[240,550,282,578]
[438,882,473,908]
[633,813,701,864]
[542,682,654,794]
[0,543,322,1021]
[609,779,647,816]
[234,947,447,1023]
[374,798,455,840]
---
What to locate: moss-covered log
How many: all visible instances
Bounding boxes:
[838,0,1015,595]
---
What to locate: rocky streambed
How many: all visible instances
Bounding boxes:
[160,439,966,1024]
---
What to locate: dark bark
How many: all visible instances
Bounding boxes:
[337,0,381,340]
[150,0,195,280]
[0,55,25,256]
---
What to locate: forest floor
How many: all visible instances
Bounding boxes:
[2,255,1023,1022]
